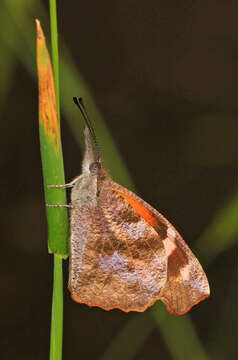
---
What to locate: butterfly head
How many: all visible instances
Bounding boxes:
[73,97,104,176]
[82,126,102,175]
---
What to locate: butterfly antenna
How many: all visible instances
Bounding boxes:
[73,97,101,156]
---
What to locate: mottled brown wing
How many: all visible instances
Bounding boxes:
[108,182,210,315]
[160,230,210,315]
[69,183,167,312]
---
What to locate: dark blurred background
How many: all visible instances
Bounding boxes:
[1,0,238,359]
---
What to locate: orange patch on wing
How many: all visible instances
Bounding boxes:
[119,192,158,228]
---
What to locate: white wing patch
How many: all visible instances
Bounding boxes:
[167,227,176,238]
[180,264,190,281]
[163,236,176,257]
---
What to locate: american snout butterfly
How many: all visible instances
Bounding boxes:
[47,97,210,315]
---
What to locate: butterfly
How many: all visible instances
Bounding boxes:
[47,97,210,315]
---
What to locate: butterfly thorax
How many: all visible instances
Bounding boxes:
[71,163,111,207]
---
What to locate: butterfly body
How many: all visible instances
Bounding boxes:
[67,127,210,314]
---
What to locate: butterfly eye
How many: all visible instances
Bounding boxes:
[89,161,101,174]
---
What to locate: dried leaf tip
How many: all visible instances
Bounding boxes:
[35,19,44,39]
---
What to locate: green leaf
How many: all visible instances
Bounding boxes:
[36,19,68,257]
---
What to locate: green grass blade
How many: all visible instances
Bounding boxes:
[100,313,155,360]
[50,256,63,360]
[36,18,67,360]
[1,0,35,75]
[36,19,68,256]
[49,0,60,117]
[152,303,209,360]
[48,2,65,359]
[195,191,238,266]
[208,266,238,359]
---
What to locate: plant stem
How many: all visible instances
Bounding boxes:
[50,256,63,360]
[49,1,64,359]
[49,0,60,117]
[36,16,67,358]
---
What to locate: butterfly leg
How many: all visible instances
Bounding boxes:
[46,177,81,207]
[47,175,83,189]
[46,204,73,208]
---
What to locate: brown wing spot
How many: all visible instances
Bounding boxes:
[111,201,141,225]
[119,206,141,223]
[134,238,151,251]
[102,241,115,256]
[146,235,164,252]
[167,238,188,277]
[129,250,140,259]
[94,238,103,252]
[108,236,128,253]
[153,222,167,240]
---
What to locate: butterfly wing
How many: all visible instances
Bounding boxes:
[69,178,209,314]
[69,182,167,312]
[159,229,210,315]
[108,181,210,315]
